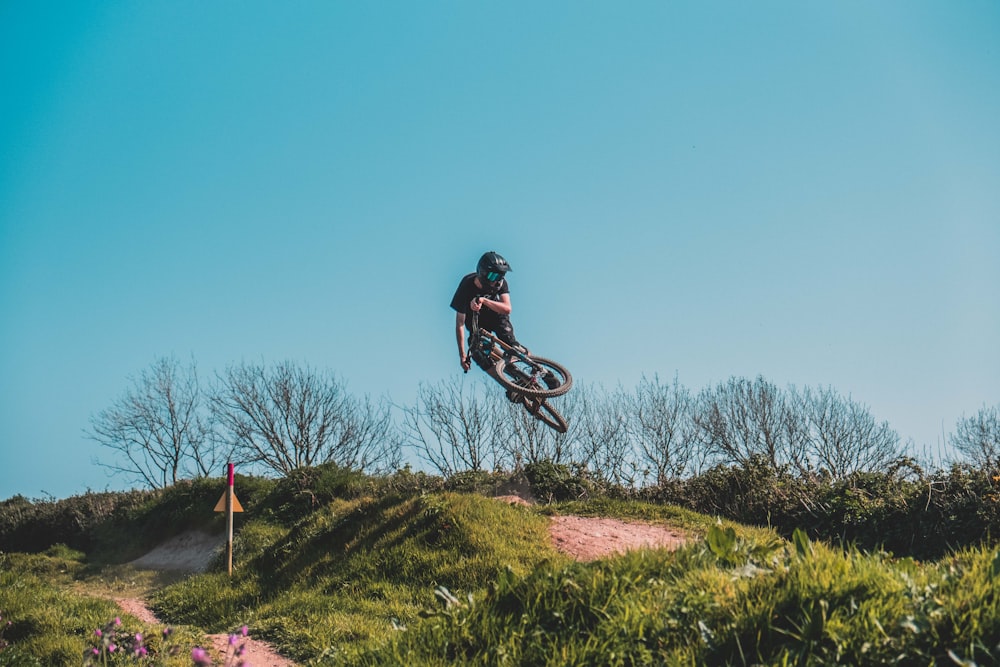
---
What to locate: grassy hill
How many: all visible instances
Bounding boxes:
[2,467,1000,665]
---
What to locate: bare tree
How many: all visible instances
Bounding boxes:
[573,384,635,486]
[211,361,399,475]
[401,378,504,476]
[694,376,805,470]
[950,404,1000,469]
[792,385,902,478]
[88,356,216,489]
[500,387,582,468]
[627,374,700,484]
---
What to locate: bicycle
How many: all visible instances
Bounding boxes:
[465,304,573,432]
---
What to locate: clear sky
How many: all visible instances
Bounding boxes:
[2,2,998,500]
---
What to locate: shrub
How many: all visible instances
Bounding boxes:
[443,469,509,495]
[676,456,803,528]
[261,463,372,522]
[0,490,152,555]
[524,460,596,502]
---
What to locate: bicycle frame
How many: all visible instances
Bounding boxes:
[471,328,534,372]
[467,309,542,381]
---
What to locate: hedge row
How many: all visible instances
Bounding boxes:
[2,460,997,561]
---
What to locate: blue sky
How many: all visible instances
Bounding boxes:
[2,2,998,500]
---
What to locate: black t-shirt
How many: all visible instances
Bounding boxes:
[450,273,510,333]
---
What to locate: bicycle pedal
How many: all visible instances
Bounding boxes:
[543,371,561,390]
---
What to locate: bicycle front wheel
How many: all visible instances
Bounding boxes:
[522,396,568,433]
[494,355,572,398]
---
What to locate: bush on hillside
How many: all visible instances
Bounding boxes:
[524,460,598,502]
[908,463,1000,556]
[263,463,365,522]
[443,469,514,495]
[0,490,152,555]
[668,455,805,528]
[375,465,445,497]
[4,460,1000,562]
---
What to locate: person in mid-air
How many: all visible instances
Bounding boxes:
[451,251,519,374]
[451,251,560,399]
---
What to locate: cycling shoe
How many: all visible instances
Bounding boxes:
[543,371,561,390]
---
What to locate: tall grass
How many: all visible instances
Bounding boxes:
[355,530,1000,666]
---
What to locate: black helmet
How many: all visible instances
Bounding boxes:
[476,251,511,284]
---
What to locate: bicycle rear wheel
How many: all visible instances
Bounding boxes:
[522,396,568,433]
[494,355,572,398]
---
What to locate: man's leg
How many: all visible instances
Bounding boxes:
[468,333,522,402]
[469,334,495,372]
[494,319,523,353]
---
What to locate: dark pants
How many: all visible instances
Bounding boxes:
[469,318,518,372]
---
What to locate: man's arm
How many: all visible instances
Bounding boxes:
[455,312,471,371]
[477,293,512,316]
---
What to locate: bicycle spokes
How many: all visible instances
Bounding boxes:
[504,358,543,388]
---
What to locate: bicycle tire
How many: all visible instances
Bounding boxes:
[523,396,568,433]
[494,355,573,398]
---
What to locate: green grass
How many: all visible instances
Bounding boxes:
[0,549,201,666]
[3,489,1000,665]
[150,492,559,662]
[354,531,1000,666]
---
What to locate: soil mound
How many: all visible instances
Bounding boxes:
[491,490,690,560]
[549,515,688,561]
[128,530,224,572]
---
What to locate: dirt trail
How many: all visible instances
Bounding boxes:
[494,494,689,561]
[115,531,294,666]
[113,502,689,665]
[549,514,688,560]
[115,591,294,666]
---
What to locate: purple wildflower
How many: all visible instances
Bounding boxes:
[192,646,212,666]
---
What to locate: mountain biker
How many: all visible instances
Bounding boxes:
[451,251,560,398]
[451,251,520,373]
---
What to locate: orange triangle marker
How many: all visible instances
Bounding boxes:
[214,491,244,513]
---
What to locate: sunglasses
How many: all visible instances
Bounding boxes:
[485,271,504,283]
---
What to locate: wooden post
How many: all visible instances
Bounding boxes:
[214,463,243,576]
[225,462,234,576]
